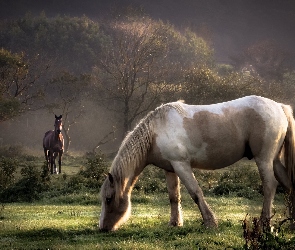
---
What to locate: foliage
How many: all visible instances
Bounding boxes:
[243,215,295,249]
[93,14,215,134]
[0,144,25,158]
[0,12,106,73]
[41,151,109,200]
[78,151,109,188]
[0,48,44,122]
[0,163,50,202]
[0,156,17,191]
[212,163,261,199]
[45,71,92,152]
[178,66,264,105]
[134,165,167,193]
[231,39,293,81]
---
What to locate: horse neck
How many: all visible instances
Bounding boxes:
[113,156,146,198]
[54,133,64,147]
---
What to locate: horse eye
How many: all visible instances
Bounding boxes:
[106,198,112,205]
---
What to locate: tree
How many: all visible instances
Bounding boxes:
[230,40,293,81]
[165,65,266,105]
[93,15,214,136]
[0,48,45,122]
[45,71,91,153]
[0,12,106,73]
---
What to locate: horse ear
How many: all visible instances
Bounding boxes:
[55,115,58,119]
[108,173,114,184]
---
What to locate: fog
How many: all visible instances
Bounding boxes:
[0,0,295,154]
[0,101,120,154]
[1,0,294,62]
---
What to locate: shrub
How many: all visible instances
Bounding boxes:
[134,165,167,194]
[0,163,50,202]
[243,215,295,249]
[0,144,25,158]
[0,156,18,190]
[78,151,109,189]
[213,163,262,199]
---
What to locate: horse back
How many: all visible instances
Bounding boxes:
[150,96,288,170]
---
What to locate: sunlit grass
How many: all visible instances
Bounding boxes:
[0,192,291,250]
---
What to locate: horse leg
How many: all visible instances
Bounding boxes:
[171,161,217,228]
[273,158,295,228]
[53,152,57,174]
[44,148,50,171]
[58,151,62,174]
[165,171,183,226]
[273,158,292,192]
[49,151,54,174]
[44,148,48,163]
[256,159,278,224]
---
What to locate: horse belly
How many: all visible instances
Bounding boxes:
[189,142,245,170]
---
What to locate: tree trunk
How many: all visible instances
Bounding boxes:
[62,127,71,154]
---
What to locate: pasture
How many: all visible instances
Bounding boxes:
[0,149,294,249]
[0,192,290,249]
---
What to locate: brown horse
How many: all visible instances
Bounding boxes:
[99,95,295,231]
[43,115,64,174]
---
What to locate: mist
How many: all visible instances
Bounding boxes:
[0,0,294,154]
[1,0,294,62]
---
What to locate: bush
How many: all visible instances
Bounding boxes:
[0,144,25,158]
[78,151,109,189]
[213,163,262,199]
[0,163,50,202]
[134,165,167,194]
[243,215,295,249]
[0,156,18,190]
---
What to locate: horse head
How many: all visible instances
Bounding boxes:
[99,173,131,231]
[54,115,63,134]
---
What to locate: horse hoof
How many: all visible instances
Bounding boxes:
[204,220,218,229]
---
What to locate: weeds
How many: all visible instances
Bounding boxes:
[243,214,295,249]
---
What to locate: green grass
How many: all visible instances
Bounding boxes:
[0,192,291,250]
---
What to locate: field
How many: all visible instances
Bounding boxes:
[0,190,291,249]
[0,151,294,249]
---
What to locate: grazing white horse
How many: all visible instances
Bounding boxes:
[99,96,295,231]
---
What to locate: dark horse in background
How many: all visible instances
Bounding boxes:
[43,115,64,174]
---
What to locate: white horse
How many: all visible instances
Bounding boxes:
[99,95,295,231]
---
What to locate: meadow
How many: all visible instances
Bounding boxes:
[0,148,295,249]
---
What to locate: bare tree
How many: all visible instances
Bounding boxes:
[45,71,91,153]
[0,49,47,122]
[230,39,293,81]
[93,17,182,135]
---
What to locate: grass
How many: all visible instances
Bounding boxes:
[0,192,291,250]
[0,151,294,249]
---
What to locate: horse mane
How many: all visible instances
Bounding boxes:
[110,101,186,199]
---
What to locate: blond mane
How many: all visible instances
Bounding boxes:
[110,101,186,198]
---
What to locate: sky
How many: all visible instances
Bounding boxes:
[1,0,295,62]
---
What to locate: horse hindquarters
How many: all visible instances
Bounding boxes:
[281,104,295,228]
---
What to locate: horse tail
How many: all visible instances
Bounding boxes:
[282,104,295,186]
